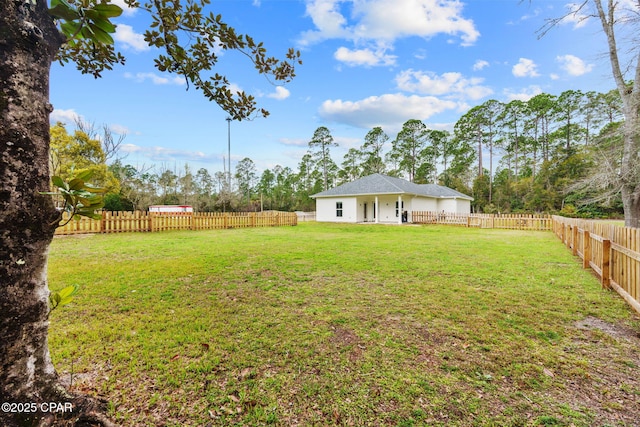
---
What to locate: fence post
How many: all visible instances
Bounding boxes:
[572,225,578,256]
[101,211,106,234]
[583,230,590,269]
[602,239,611,289]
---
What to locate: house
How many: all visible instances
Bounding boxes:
[310,173,473,224]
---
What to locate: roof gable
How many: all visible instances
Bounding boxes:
[311,173,473,200]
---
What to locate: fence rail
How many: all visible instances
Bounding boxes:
[552,216,640,316]
[411,212,552,231]
[55,210,297,235]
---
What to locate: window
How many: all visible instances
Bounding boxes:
[336,202,343,217]
[395,201,404,217]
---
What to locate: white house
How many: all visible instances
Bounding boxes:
[311,173,473,224]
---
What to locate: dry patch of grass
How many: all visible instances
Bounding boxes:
[48,223,640,426]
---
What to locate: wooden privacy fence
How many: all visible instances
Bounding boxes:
[553,216,640,316]
[411,212,552,231]
[55,210,297,235]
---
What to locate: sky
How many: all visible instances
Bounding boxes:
[49,0,630,177]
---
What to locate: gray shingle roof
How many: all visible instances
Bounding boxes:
[311,173,473,200]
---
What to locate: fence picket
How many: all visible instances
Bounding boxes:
[552,216,640,316]
[411,212,552,230]
[55,210,297,236]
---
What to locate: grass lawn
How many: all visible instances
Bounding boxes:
[48,223,640,426]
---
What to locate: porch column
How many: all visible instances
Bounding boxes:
[398,195,402,224]
[375,196,379,224]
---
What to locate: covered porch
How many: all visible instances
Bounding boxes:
[355,195,411,224]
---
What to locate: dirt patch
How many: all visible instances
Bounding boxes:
[574,316,640,341]
[329,325,365,362]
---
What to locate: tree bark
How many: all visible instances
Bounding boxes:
[0,0,70,425]
[593,0,640,228]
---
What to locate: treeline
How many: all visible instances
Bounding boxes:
[51,87,626,217]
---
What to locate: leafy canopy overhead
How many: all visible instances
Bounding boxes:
[49,0,302,120]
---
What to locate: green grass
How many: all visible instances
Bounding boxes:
[48,223,640,426]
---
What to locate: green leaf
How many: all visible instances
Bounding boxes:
[80,25,96,40]
[83,185,105,193]
[48,0,80,21]
[52,175,67,189]
[44,172,105,228]
[68,178,86,191]
[76,209,103,220]
[92,3,123,18]
[49,4,80,20]
[50,292,62,309]
[87,23,115,45]
[58,284,79,300]
[74,169,94,182]
[49,284,80,310]
[60,21,83,39]
[91,17,117,34]
[83,8,102,21]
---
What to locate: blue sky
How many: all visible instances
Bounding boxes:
[49,0,622,176]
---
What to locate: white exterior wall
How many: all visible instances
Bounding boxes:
[437,198,471,214]
[316,195,471,222]
[355,198,377,222]
[379,197,396,222]
[315,197,358,222]
[457,199,471,214]
[411,197,438,212]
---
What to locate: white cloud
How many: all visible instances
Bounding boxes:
[109,124,130,135]
[395,69,493,100]
[515,8,542,23]
[352,0,479,45]
[124,72,185,86]
[120,143,141,153]
[512,58,540,77]
[473,60,489,71]
[334,46,396,67]
[227,83,243,95]
[560,3,590,29]
[110,0,137,16]
[50,108,81,124]
[556,54,593,76]
[503,85,542,101]
[114,24,149,52]
[267,86,291,100]
[299,0,350,46]
[318,93,457,129]
[120,144,218,163]
[299,0,479,47]
[336,136,362,148]
[279,138,307,147]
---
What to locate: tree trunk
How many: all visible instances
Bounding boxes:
[593,0,640,228]
[621,184,640,228]
[0,0,69,425]
[620,113,640,228]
